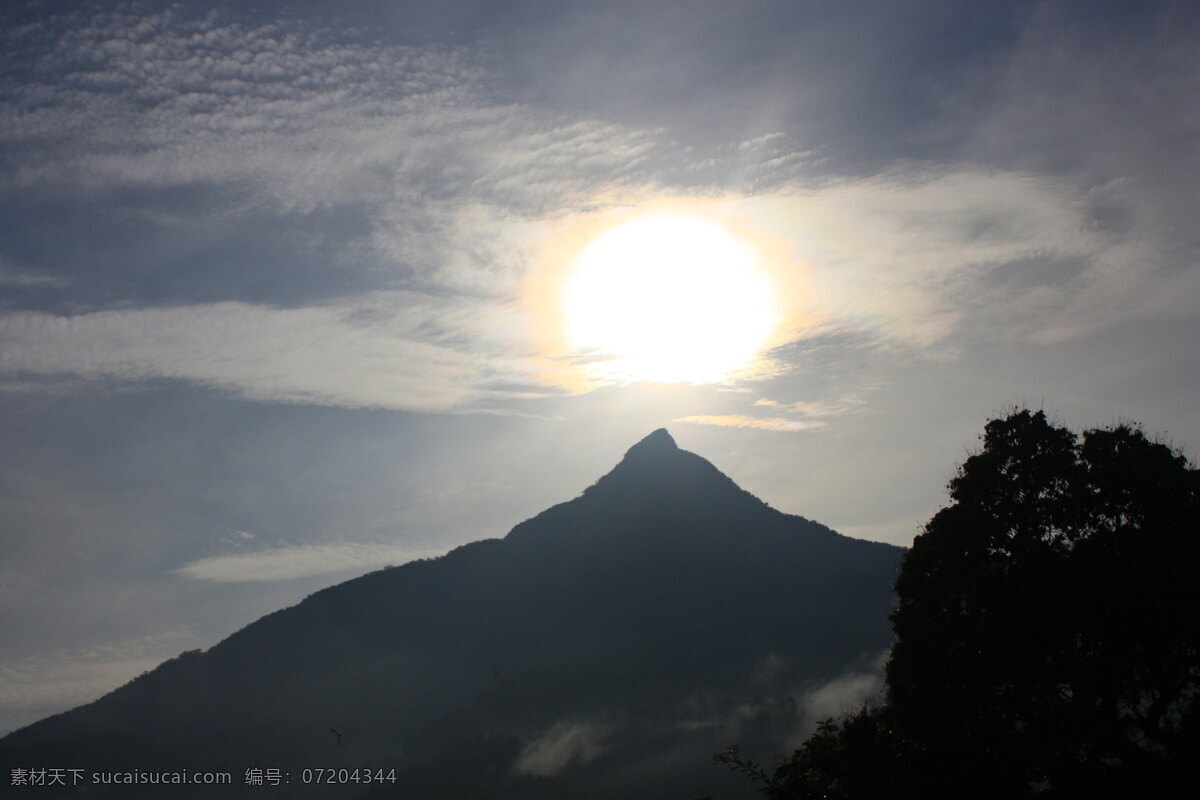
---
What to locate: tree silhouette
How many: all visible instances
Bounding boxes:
[724,410,1199,799]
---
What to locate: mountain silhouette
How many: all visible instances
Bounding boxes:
[1,429,903,799]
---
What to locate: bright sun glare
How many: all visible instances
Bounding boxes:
[562,215,780,384]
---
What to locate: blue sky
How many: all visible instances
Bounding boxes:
[2,0,1198,733]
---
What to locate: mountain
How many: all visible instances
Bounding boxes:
[1,429,903,799]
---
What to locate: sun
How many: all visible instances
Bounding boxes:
[561,214,780,384]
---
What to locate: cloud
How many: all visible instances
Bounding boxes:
[743,172,1102,348]
[800,670,883,725]
[0,264,68,289]
[0,629,198,735]
[513,720,611,778]
[790,652,888,744]
[173,541,449,583]
[2,3,1194,408]
[952,3,1200,344]
[0,167,1132,410]
[674,415,825,433]
[754,398,852,416]
[0,6,674,284]
[746,394,874,428]
[673,651,888,749]
[0,292,554,411]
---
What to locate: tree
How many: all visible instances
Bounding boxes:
[722,410,1199,798]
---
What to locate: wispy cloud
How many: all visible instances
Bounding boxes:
[513,720,611,778]
[678,393,878,435]
[0,629,198,735]
[674,415,825,433]
[0,6,670,276]
[740,172,1103,350]
[174,541,449,583]
[788,651,888,745]
[0,293,553,411]
[0,167,1137,409]
[1,3,1194,411]
[753,395,870,419]
[0,263,68,289]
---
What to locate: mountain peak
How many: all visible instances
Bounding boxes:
[574,426,765,517]
[624,428,677,457]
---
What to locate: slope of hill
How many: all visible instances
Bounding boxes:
[1,429,903,799]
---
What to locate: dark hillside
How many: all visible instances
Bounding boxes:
[2,430,902,799]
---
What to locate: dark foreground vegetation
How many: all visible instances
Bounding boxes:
[717,409,1199,799]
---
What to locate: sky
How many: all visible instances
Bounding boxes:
[2,0,1198,734]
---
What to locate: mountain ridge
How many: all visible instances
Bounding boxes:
[2,429,903,799]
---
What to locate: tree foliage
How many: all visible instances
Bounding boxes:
[722,410,1199,799]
